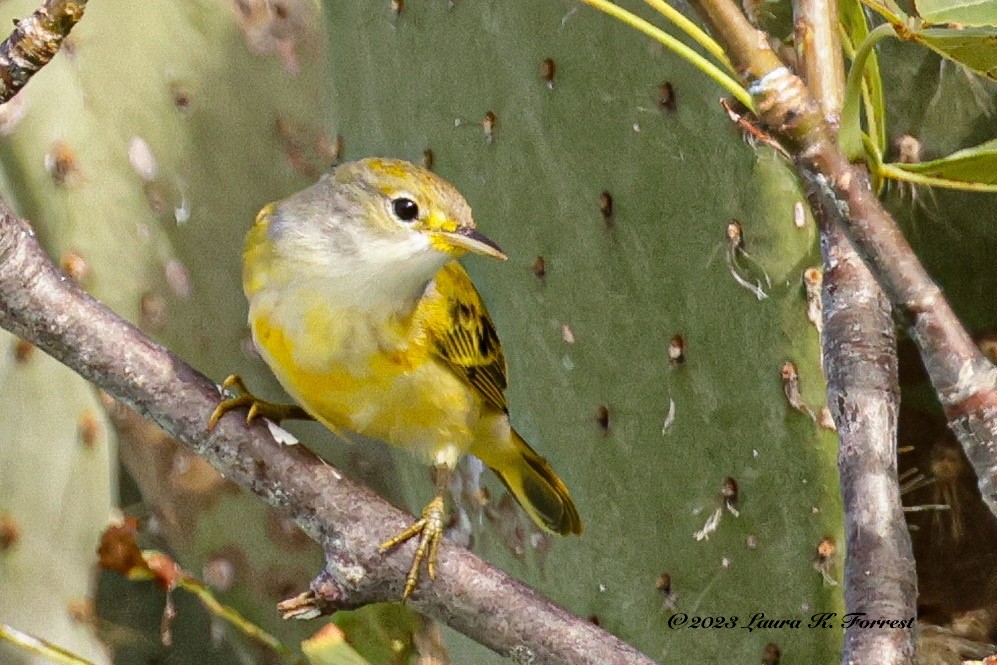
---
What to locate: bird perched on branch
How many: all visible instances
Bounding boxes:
[210,158,582,599]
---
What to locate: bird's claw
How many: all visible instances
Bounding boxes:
[208,374,310,430]
[378,495,447,600]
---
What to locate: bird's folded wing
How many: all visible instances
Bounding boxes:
[416,261,509,414]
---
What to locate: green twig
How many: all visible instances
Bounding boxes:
[858,0,908,24]
[839,22,894,159]
[178,576,294,657]
[878,163,997,193]
[837,23,886,159]
[641,0,735,73]
[0,623,94,665]
[579,0,755,110]
[840,29,885,190]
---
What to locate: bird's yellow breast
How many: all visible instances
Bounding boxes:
[249,293,482,464]
[242,205,497,465]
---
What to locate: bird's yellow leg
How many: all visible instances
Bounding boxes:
[207,374,313,430]
[378,466,452,601]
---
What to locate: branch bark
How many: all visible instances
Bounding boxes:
[820,219,916,665]
[0,202,654,665]
[794,0,916,662]
[689,0,997,519]
[0,0,86,103]
[793,0,843,122]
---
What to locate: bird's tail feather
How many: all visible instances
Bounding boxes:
[474,429,582,536]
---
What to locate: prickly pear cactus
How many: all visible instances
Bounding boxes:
[0,0,415,661]
[0,334,115,665]
[321,2,844,662]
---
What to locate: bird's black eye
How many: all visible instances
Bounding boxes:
[391,197,420,222]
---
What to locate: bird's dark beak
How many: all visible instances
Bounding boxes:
[441,226,508,260]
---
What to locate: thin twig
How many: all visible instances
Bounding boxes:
[641,0,734,72]
[0,202,653,665]
[578,0,754,109]
[793,0,844,121]
[0,623,93,665]
[688,0,997,519]
[795,0,917,662]
[0,0,86,103]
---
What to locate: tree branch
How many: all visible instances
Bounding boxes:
[794,0,917,662]
[0,201,654,665]
[688,0,997,518]
[0,0,86,103]
[818,212,916,665]
[793,0,844,124]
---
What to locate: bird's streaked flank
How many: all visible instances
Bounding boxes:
[210,158,582,599]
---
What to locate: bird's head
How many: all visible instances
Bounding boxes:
[266,158,505,266]
[344,158,508,261]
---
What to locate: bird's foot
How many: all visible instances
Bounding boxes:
[208,374,312,429]
[378,495,447,601]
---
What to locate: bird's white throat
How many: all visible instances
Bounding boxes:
[273,225,449,314]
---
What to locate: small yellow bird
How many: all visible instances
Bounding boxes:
[210,158,582,599]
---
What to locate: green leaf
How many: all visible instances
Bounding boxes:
[915,0,997,27]
[858,1,996,80]
[911,26,997,79]
[332,605,419,663]
[860,0,911,23]
[840,0,871,44]
[894,138,997,183]
[302,624,372,665]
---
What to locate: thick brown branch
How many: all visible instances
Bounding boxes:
[689,0,997,518]
[796,0,916,662]
[0,202,654,665]
[0,0,86,103]
[819,211,916,664]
